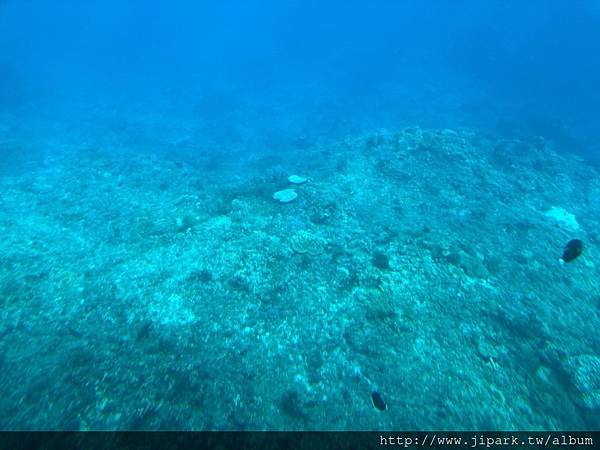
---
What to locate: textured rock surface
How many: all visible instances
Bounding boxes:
[565,355,600,411]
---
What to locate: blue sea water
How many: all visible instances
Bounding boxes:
[0,0,599,431]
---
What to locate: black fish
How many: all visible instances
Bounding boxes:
[560,239,584,264]
[371,391,386,411]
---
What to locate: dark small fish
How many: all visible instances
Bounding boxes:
[371,391,386,411]
[560,239,584,264]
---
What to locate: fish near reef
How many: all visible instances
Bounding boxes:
[371,391,386,411]
[559,239,584,264]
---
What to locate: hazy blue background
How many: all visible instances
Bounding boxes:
[1,1,600,156]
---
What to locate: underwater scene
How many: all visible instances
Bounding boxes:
[0,0,599,431]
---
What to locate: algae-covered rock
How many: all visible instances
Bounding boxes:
[290,230,327,256]
[544,206,580,231]
[564,354,600,411]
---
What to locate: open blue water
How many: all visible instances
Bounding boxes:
[0,1,599,431]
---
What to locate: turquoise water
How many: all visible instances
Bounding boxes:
[0,1,599,431]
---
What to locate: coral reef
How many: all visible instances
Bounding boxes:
[1,125,599,430]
